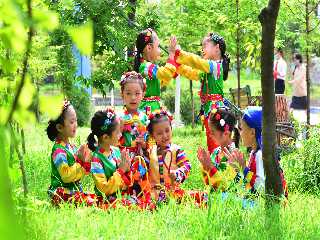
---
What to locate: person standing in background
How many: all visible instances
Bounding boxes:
[273,48,288,94]
[289,53,307,112]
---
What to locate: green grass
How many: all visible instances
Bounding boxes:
[9,123,320,239]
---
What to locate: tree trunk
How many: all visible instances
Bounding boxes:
[258,0,283,203]
[127,0,137,68]
[236,0,241,107]
[306,0,311,134]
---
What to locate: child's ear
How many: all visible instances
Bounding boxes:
[56,123,64,133]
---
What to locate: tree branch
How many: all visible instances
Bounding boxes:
[308,18,320,32]
[308,0,320,15]
[6,0,34,125]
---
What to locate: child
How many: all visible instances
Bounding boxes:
[118,71,148,157]
[146,109,191,202]
[173,33,230,153]
[46,100,93,206]
[197,108,241,192]
[88,109,153,209]
[225,107,288,198]
[134,28,178,114]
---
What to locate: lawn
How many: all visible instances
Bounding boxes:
[10,123,320,240]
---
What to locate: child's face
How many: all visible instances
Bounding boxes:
[145,33,161,61]
[209,125,230,147]
[122,82,144,112]
[202,39,220,60]
[151,120,172,148]
[102,120,122,146]
[57,106,78,139]
[239,119,256,148]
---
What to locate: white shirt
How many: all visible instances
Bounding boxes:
[274,58,287,80]
[251,150,265,191]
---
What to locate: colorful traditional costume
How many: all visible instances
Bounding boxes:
[48,139,94,206]
[118,107,148,156]
[138,59,178,115]
[91,146,153,209]
[202,143,238,192]
[147,143,191,202]
[174,49,225,153]
[242,107,288,198]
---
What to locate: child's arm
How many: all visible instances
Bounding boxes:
[198,147,237,190]
[175,49,221,77]
[176,64,201,81]
[52,148,86,183]
[139,60,178,87]
[172,148,191,183]
[91,157,131,195]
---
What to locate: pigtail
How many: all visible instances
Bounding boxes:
[47,120,59,141]
[134,28,154,72]
[87,132,97,152]
[232,127,241,148]
[134,51,142,72]
[222,54,230,81]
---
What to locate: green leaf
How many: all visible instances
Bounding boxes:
[33,8,59,31]
[67,21,93,56]
[39,94,64,119]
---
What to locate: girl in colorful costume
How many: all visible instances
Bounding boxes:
[197,108,241,192]
[118,71,148,157]
[173,33,230,153]
[134,28,179,114]
[47,100,93,206]
[88,109,153,209]
[225,107,288,198]
[146,109,191,202]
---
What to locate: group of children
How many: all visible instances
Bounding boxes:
[46,29,288,209]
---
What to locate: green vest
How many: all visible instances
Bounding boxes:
[49,143,82,194]
[93,147,121,197]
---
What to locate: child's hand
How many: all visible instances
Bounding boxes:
[168,36,177,58]
[222,147,245,170]
[78,144,92,163]
[119,149,131,173]
[135,135,146,149]
[197,147,213,172]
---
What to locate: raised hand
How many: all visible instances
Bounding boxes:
[222,147,245,170]
[119,149,131,173]
[168,36,177,58]
[77,144,92,163]
[197,147,213,172]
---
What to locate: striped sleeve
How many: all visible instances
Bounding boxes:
[52,148,85,183]
[175,50,221,78]
[140,60,177,87]
[91,157,126,196]
[176,64,201,81]
[174,147,191,183]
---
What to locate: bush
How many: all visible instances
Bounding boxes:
[162,85,201,125]
[282,126,320,194]
[67,87,92,127]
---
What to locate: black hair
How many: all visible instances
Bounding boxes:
[147,111,172,134]
[295,53,303,63]
[134,28,155,73]
[277,48,284,57]
[120,71,146,93]
[87,110,119,152]
[46,104,72,141]
[207,33,230,81]
[209,108,239,146]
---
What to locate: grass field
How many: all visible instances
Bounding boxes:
[9,123,320,240]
